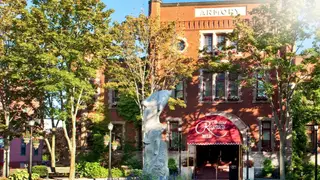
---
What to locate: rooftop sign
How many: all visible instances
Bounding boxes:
[195,7,247,17]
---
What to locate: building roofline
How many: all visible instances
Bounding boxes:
[161,0,269,7]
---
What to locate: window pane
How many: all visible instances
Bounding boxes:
[215,73,225,98]
[204,34,213,52]
[176,81,183,91]
[217,34,226,50]
[21,139,26,156]
[263,122,271,129]
[263,131,271,140]
[216,82,225,97]
[203,72,212,98]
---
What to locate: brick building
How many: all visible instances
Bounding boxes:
[107,0,284,179]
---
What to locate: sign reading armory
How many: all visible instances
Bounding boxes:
[195,7,246,17]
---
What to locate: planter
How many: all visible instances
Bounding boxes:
[33,142,40,149]
[243,167,255,180]
[23,138,30,144]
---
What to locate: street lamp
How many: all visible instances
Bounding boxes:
[178,126,182,175]
[108,122,114,180]
[28,120,35,180]
[246,128,250,180]
[315,124,318,180]
[4,140,9,177]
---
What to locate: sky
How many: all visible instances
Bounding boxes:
[103,0,225,23]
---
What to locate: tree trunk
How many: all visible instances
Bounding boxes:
[68,115,77,180]
[279,132,286,180]
[51,130,56,172]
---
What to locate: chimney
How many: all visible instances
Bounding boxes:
[149,0,161,18]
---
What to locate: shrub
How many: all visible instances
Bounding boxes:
[123,156,142,169]
[76,162,108,178]
[76,162,123,178]
[109,168,123,178]
[125,169,143,177]
[168,158,178,175]
[32,165,48,177]
[262,158,274,177]
[9,169,39,180]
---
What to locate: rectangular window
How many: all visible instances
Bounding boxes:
[216,34,226,50]
[21,139,26,156]
[168,122,185,151]
[256,71,268,101]
[215,73,225,99]
[172,81,184,100]
[111,124,124,150]
[228,72,239,100]
[203,71,212,101]
[34,148,39,156]
[262,121,271,151]
[204,34,213,52]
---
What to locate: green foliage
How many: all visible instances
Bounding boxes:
[116,94,141,126]
[262,159,274,177]
[42,154,49,161]
[107,13,196,126]
[76,162,109,178]
[32,165,48,177]
[9,170,39,180]
[121,143,142,169]
[168,158,178,175]
[76,162,124,178]
[124,169,143,177]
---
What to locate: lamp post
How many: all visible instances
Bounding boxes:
[108,122,113,180]
[178,126,182,175]
[246,128,250,180]
[315,124,318,180]
[28,120,35,180]
[4,140,9,177]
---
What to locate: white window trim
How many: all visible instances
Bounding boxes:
[252,71,269,104]
[199,69,242,103]
[257,117,274,152]
[199,29,234,58]
[111,121,126,150]
[108,89,118,109]
[171,80,187,103]
[177,37,188,53]
[166,117,183,151]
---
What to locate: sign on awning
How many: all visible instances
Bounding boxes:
[187,115,242,145]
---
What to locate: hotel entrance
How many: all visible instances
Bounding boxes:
[195,145,241,180]
[187,114,247,180]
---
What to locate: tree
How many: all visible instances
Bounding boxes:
[224,1,320,179]
[106,14,196,132]
[0,0,38,176]
[28,0,114,179]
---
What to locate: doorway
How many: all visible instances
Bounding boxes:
[195,145,240,180]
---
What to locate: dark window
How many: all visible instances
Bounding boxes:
[204,34,213,52]
[177,40,186,52]
[216,34,226,50]
[111,89,119,107]
[173,81,184,100]
[256,71,268,101]
[111,124,123,150]
[203,71,212,101]
[169,122,185,151]
[262,121,271,151]
[34,148,39,156]
[21,139,26,156]
[215,73,225,99]
[228,72,239,101]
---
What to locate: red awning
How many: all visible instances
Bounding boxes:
[187,115,242,145]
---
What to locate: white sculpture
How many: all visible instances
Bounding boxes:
[142,90,171,179]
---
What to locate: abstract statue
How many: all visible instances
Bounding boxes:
[142,90,171,179]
